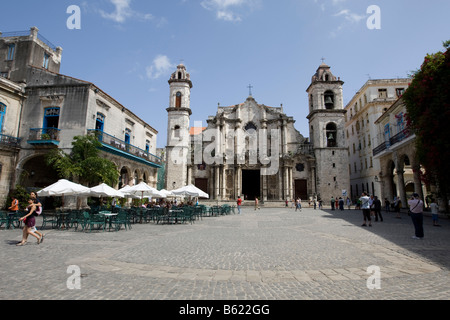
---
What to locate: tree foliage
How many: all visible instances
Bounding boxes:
[403,41,450,200]
[46,135,119,187]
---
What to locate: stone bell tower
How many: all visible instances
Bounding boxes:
[307,62,350,202]
[165,63,192,191]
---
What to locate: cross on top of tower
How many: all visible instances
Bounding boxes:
[248,84,253,96]
[321,57,326,64]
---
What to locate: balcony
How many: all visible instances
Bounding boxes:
[373,141,389,157]
[27,128,61,146]
[373,128,413,157]
[389,127,412,146]
[88,130,162,168]
[0,133,21,150]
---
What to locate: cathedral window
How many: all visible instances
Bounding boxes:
[174,125,181,138]
[326,123,337,147]
[176,92,182,108]
[296,164,305,172]
[244,122,257,133]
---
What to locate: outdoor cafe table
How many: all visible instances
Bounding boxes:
[56,212,71,230]
[98,211,118,231]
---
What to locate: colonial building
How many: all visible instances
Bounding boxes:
[165,63,350,203]
[0,27,161,207]
[373,96,431,209]
[0,76,25,205]
[344,79,410,201]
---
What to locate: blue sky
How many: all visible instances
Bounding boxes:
[2,0,450,148]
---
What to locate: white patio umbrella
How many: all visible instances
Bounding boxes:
[125,182,165,199]
[37,179,91,197]
[37,179,91,208]
[119,185,141,199]
[87,183,125,198]
[172,184,209,199]
[156,189,174,198]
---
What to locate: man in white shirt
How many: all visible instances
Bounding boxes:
[360,192,372,227]
[408,193,424,239]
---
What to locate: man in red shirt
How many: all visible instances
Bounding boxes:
[237,196,242,214]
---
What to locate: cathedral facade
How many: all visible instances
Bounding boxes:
[165,63,350,203]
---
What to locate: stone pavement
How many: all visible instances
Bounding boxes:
[0,207,449,301]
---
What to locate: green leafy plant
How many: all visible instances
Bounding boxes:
[403,40,450,210]
[46,134,119,187]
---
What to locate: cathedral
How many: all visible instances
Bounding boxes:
[165,63,350,203]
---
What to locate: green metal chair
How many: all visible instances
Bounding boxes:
[111,211,131,231]
[82,211,106,232]
[0,212,9,229]
[41,212,58,230]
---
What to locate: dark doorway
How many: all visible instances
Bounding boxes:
[295,180,308,200]
[242,170,260,200]
[195,178,208,195]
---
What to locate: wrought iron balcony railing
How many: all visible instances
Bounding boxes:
[389,127,412,146]
[0,133,21,149]
[373,128,413,157]
[88,129,162,166]
[28,128,61,145]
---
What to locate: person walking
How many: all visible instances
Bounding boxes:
[237,196,242,214]
[373,196,383,222]
[384,198,391,212]
[408,193,424,239]
[295,198,302,212]
[330,196,335,210]
[346,197,351,210]
[30,192,44,242]
[369,195,375,220]
[338,197,344,211]
[254,197,260,211]
[394,196,401,218]
[430,198,441,227]
[360,192,372,227]
[16,199,42,246]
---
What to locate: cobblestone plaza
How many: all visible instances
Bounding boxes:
[1,207,449,301]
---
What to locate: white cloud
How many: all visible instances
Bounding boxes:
[313,0,368,37]
[334,9,366,23]
[201,0,259,22]
[146,55,175,80]
[99,0,156,24]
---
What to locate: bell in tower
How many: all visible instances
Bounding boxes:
[324,91,335,110]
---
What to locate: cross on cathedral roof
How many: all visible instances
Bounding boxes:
[247,84,253,96]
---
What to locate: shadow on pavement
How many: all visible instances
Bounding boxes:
[318,207,450,270]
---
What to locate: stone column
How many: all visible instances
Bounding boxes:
[221,165,226,200]
[237,165,242,198]
[262,166,268,201]
[215,166,220,200]
[283,166,289,200]
[396,169,407,209]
